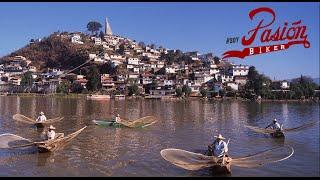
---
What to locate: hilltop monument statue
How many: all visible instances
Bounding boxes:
[105,17,113,35]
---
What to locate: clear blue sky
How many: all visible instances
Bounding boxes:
[0,2,319,80]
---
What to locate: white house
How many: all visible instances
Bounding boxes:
[165,67,176,74]
[281,80,290,89]
[71,34,84,44]
[221,75,234,83]
[94,37,102,45]
[226,82,239,91]
[232,64,249,76]
[234,76,248,86]
[157,61,165,69]
[133,66,140,73]
[89,54,97,60]
[127,58,140,65]
[110,54,126,62]
[28,66,37,73]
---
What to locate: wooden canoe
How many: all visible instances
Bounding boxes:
[34,126,87,153]
[244,125,285,138]
[92,116,157,128]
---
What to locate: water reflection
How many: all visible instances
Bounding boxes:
[0,96,318,176]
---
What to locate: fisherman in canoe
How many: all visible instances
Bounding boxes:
[265,118,284,137]
[265,118,282,130]
[46,125,56,140]
[115,114,121,123]
[208,134,229,158]
[36,112,47,122]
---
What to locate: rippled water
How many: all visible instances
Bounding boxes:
[0,96,319,176]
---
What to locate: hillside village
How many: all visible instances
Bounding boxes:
[0,17,317,100]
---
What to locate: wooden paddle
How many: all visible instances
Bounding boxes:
[222,138,230,165]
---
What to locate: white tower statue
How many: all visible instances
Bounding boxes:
[105,17,113,35]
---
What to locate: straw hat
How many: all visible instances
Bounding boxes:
[40,112,44,115]
[214,134,225,140]
[49,125,56,130]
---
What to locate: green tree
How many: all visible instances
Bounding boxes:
[20,71,34,86]
[200,88,208,97]
[71,81,84,93]
[155,67,166,75]
[150,43,156,49]
[290,75,317,99]
[117,44,125,55]
[128,84,139,96]
[175,88,183,97]
[99,31,105,39]
[182,85,192,97]
[213,56,220,64]
[86,66,101,91]
[87,21,102,35]
[56,81,70,94]
[138,41,146,48]
[244,66,272,99]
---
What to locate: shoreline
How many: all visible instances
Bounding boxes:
[1,93,319,103]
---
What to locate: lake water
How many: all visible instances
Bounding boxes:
[0,96,319,176]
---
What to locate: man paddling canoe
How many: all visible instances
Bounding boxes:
[36,112,47,122]
[208,134,229,158]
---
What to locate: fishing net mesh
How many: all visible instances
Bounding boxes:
[122,116,157,127]
[232,145,294,168]
[160,148,220,170]
[0,133,31,148]
[284,121,318,132]
[245,125,276,134]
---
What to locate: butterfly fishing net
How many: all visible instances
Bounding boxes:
[0,133,32,148]
[122,116,157,128]
[13,114,63,124]
[244,125,276,134]
[160,148,220,171]
[284,121,318,132]
[12,114,35,124]
[232,145,294,168]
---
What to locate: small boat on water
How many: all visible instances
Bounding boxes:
[245,121,318,138]
[160,146,294,174]
[13,114,63,128]
[93,116,157,128]
[0,126,87,153]
[34,126,87,152]
[86,94,111,100]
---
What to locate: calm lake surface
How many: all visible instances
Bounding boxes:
[0,96,319,176]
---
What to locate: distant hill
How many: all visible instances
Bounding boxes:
[0,32,103,72]
[286,77,320,85]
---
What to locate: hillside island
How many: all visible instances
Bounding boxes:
[0,17,319,101]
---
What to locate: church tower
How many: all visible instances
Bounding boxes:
[105,17,113,35]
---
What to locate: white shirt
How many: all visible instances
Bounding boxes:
[47,130,56,140]
[213,140,228,157]
[269,122,281,130]
[36,115,47,122]
[115,116,121,123]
